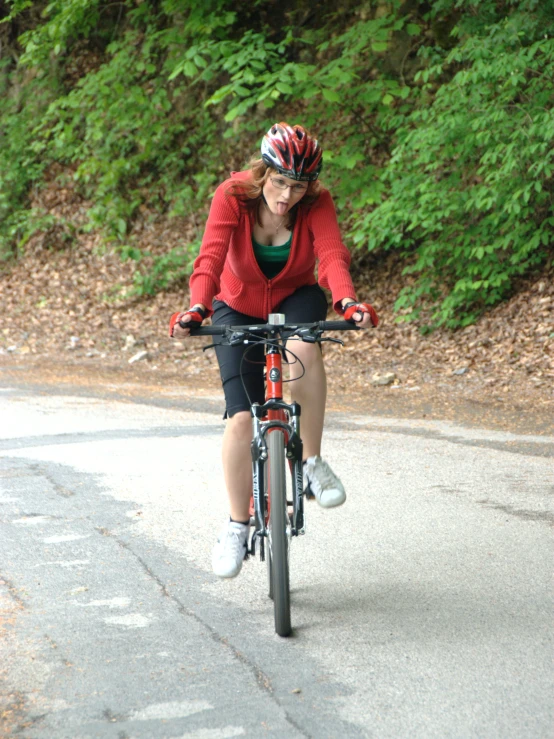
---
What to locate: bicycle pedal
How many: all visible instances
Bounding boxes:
[304,483,315,500]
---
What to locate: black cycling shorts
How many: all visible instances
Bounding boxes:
[212,283,328,418]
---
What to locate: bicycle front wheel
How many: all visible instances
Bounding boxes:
[268,429,291,637]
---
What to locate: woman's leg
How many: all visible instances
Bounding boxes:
[289,342,345,507]
[278,284,328,459]
[222,410,253,522]
[213,407,255,578]
[211,300,265,578]
[287,341,326,459]
[278,284,345,508]
[212,300,265,520]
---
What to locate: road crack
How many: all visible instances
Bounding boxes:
[95,526,312,738]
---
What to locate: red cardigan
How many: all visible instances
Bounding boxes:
[189,170,357,319]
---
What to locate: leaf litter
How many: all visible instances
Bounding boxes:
[0,171,552,436]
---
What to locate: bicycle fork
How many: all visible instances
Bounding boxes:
[250,401,306,560]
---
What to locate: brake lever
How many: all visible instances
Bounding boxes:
[290,328,319,343]
[202,335,248,351]
[295,332,342,345]
[229,331,248,346]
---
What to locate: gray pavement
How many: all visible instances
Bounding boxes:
[0,384,552,738]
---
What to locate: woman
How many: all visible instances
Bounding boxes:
[170,122,378,579]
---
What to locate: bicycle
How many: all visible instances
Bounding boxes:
[188,313,361,637]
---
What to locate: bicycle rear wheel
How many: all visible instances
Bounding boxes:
[267,429,291,637]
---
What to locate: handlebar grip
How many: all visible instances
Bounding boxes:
[188,325,228,336]
[318,321,361,331]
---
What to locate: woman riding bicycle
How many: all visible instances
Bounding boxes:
[170,122,378,579]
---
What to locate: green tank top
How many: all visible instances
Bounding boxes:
[252,231,292,279]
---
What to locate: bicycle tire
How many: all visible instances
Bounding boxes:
[263,461,274,601]
[266,477,274,601]
[268,429,291,637]
[267,547,274,600]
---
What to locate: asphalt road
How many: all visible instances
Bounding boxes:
[0,383,552,738]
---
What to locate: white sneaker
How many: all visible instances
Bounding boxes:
[304,456,346,508]
[212,520,249,578]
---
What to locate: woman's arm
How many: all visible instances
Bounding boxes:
[188,181,241,316]
[308,190,358,314]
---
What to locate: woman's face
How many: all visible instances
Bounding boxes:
[262,173,309,217]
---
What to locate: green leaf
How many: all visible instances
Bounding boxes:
[322,88,340,103]
[184,61,198,77]
[276,82,293,95]
[224,105,243,122]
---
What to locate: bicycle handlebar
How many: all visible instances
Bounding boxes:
[188,320,362,337]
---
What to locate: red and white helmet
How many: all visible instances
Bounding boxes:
[261,122,322,182]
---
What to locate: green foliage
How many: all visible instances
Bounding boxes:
[0,0,33,25]
[128,240,202,297]
[17,0,103,63]
[0,71,51,258]
[361,0,554,327]
[0,0,552,324]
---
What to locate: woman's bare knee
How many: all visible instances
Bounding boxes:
[226,410,252,440]
[288,342,324,379]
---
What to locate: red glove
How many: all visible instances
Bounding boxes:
[169,307,206,337]
[343,302,379,327]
